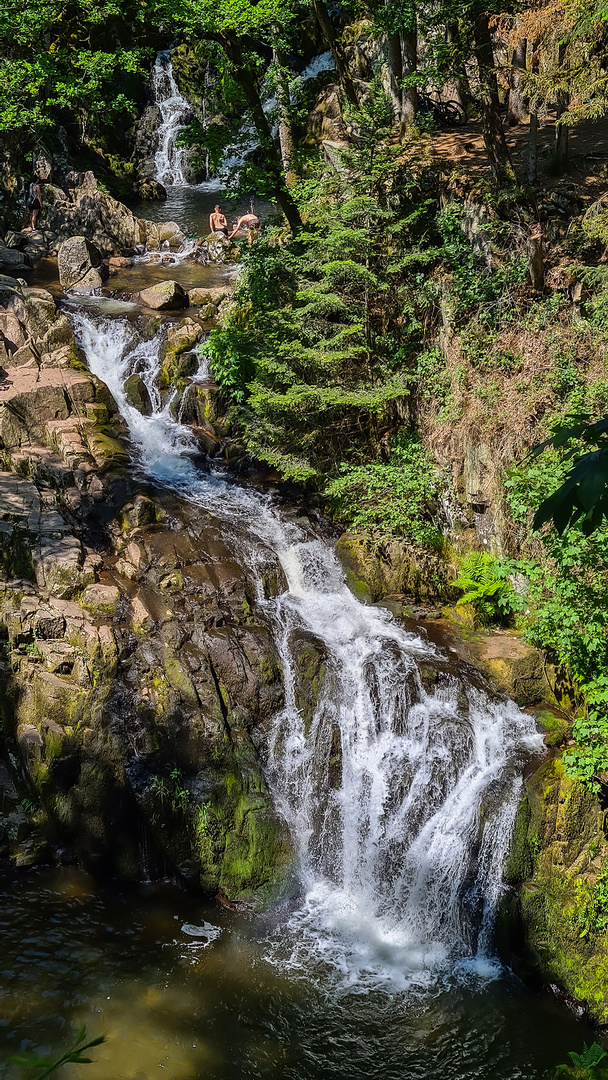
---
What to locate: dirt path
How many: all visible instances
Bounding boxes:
[431,113,608,201]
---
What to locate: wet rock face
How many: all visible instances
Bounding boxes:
[2,496,294,909]
[335,532,455,603]
[42,172,186,259]
[0,281,292,909]
[58,236,106,293]
[502,757,608,1024]
[124,372,153,415]
[138,279,188,311]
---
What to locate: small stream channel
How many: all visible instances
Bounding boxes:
[1,67,599,1080]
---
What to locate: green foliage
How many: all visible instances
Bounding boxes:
[151,765,190,821]
[452,552,520,624]
[325,432,443,547]
[178,120,235,179]
[10,1025,104,1079]
[554,1042,608,1080]
[576,865,608,939]
[533,415,608,537]
[0,0,151,145]
[505,453,608,791]
[205,123,434,484]
[436,203,528,326]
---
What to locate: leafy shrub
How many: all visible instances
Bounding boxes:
[324,432,443,548]
[11,1025,104,1078]
[554,1042,608,1080]
[452,552,520,624]
[505,454,608,791]
[577,864,608,939]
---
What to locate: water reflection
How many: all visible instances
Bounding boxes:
[0,868,593,1080]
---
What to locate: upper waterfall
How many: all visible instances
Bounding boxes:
[151,51,192,187]
[72,311,544,991]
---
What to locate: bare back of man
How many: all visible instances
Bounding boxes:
[209,205,228,235]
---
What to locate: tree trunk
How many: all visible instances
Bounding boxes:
[273,41,297,187]
[221,35,302,231]
[528,106,538,184]
[386,30,403,124]
[473,10,516,185]
[445,23,470,111]
[311,0,360,108]
[555,40,569,172]
[400,28,417,134]
[506,38,528,126]
[528,226,544,292]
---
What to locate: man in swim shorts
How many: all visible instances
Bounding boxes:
[228,213,260,245]
[209,204,228,236]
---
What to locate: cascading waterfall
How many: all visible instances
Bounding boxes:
[151,51,192,187]
[73,311,544,990]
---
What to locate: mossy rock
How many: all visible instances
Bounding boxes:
[336,532,455,603]
[508,755,608,1022]
[85,427,129,472]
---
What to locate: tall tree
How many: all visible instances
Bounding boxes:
[420,0,515,184]
[378,0,417,137]
[0,0,150,149]
[473,8,516,184]
[272,36,297,187]
[506,38,528,125]
[310,0,361,107]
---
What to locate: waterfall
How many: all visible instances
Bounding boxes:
[72,312,544,990]
[151,51,192,187]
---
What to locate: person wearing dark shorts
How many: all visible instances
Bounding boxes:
[27,178,42,229]
[228,213,260,245]
[209,204,228,236]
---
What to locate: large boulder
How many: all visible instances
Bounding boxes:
[137,179,167,201]
[138,279,187,310]
[124,372,153,415]
[58,236,106,293]
[44,173,182,257]
[307,84,347,144]
[0,243,31,275]
[188,286,228,307]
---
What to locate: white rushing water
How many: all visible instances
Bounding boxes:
[73,312,543,991]
[152,51,192,187]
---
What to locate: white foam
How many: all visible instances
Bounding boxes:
[72,312,545,994]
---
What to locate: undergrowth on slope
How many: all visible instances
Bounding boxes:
[325,432,443,547]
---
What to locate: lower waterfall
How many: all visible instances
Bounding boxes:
[74,311,543,990]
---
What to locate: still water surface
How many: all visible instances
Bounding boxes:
[0,868,592,1080]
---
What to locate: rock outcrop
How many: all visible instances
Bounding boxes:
[502,755,608,1024]
[58,236,106,293]
[0,274,294,910]
[42,171,186,258]
[138,279,188,310]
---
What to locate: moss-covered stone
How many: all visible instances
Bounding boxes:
[505,755,608,1022]
[336,532,455,603]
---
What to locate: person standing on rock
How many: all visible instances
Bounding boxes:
[27,178,42,230]
[228,213,260,246]
[209,204,228,236]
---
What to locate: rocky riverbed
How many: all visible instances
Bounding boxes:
[2,189,608,1025]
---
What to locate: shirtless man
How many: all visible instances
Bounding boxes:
[208,205,228,235]
[228,213,260,245]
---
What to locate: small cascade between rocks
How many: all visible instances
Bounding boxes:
[73,311,544,991]
[151,51,192,187]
